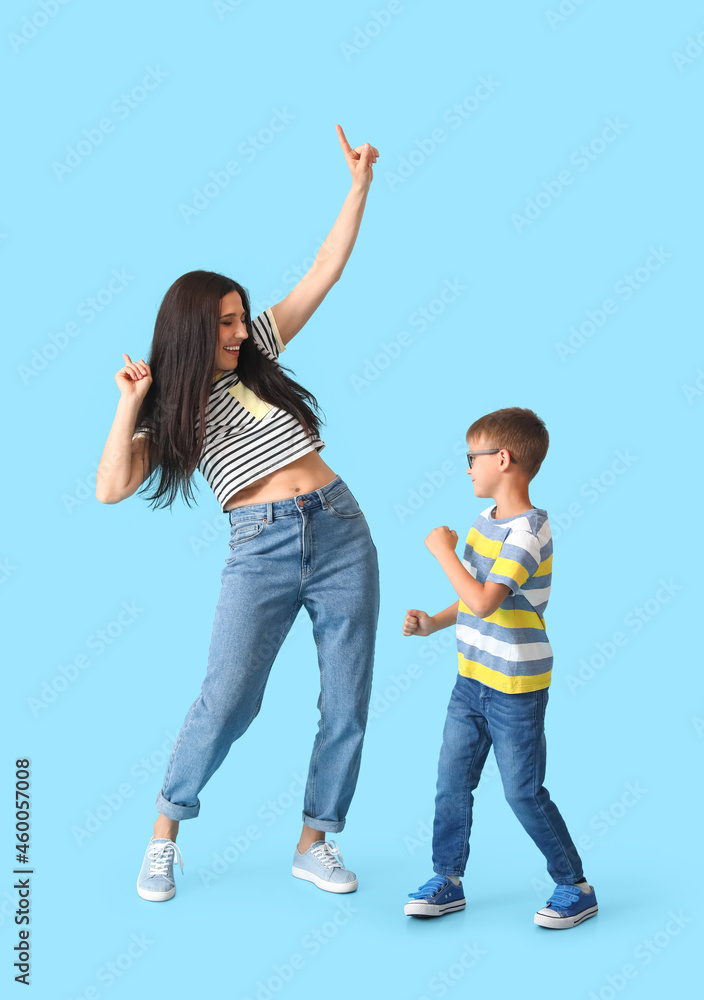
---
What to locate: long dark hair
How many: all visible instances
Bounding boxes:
[133,270,325,509]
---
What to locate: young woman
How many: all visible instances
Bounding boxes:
[96,126,381,902]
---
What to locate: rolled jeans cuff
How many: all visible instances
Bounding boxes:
[155,790,200,821]
[302,810,345,834]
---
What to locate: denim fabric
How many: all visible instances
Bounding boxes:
[155,475,380,833]
[432,674,583,883]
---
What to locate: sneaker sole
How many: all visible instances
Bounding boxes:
[534,903,598,928]
[136,880,176,901]
[404,899,466,917]
[291,865,358,893]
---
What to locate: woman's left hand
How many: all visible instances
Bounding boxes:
[336,124,379,188]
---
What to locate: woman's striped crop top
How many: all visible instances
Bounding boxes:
[132,307,326,511]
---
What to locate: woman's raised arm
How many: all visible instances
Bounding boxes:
[269,124,379,346]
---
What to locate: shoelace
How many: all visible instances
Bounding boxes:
[544,884,581,909]
[309,840,345,870]
[146,840,184,882]
[408,874,451,899]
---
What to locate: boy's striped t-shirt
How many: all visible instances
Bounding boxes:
[132,307,326,512]
[456,504,553,693]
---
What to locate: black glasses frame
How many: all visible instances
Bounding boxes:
[466,449,516,470]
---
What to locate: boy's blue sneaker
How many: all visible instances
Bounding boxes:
[291,839,358,893]
[534,882,598,928]
[136,837,184,901]
[404,874,466,917]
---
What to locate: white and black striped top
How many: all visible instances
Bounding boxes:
[132,307,326,511]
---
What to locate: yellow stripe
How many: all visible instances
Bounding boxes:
[466,526,503,560]
[266,307,286,354]
[458,600,546,630]
[466,528,550,581]
[457,654,551,693]
[490,556,530,589]
[535,553,552,577]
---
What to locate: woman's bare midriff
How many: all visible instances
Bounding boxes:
[223,450,339,511]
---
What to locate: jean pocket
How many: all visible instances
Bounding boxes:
[229,516,267,548]
[326,487,363,518]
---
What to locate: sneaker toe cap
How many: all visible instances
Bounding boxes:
[138,871,174,893]
[329,869,357,884]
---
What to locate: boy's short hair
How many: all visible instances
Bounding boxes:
[467,407,549,481]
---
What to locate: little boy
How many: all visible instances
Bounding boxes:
[403,407,597,929]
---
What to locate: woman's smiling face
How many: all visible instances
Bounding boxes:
[215,290,249,373]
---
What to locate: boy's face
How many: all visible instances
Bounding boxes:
[467,435,503,498]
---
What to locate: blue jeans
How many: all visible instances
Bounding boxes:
[432,675,584,883]
[155,475,380,833]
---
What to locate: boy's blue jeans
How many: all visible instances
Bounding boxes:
[155,476,380,833]
[432,674,584,884]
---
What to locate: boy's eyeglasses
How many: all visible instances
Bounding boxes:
[466,449,516,470]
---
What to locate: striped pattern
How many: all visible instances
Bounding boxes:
[132,307,326,511]
[456,505,553,693]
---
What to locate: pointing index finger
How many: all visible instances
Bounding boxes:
[336,123,353,155]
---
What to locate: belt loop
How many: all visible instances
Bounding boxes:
[316,486,328,509]
[266,500,273,523]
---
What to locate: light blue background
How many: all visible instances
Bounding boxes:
[4,1,702,997]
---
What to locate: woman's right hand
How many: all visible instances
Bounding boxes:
[116,353,152,398]
[402,609,436,637]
